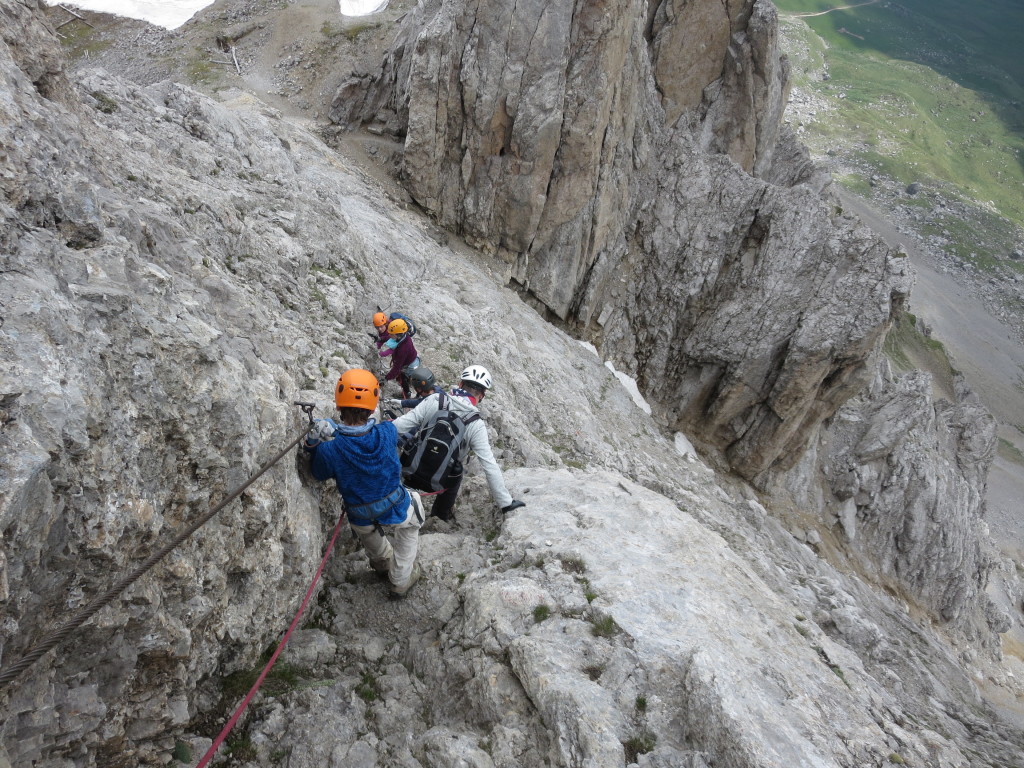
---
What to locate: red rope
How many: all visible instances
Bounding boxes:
[195,510,348,768]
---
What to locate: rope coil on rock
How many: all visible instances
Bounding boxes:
[0,422,314,688]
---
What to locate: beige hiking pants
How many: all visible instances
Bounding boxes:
[350,492,423,588]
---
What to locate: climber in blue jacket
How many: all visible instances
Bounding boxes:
[305,368,423,598]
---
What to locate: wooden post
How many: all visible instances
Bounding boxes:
[57,5,94,27]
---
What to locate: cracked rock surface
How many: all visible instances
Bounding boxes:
[1,1,1022,766]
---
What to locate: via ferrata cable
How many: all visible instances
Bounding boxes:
[0,410,317,688]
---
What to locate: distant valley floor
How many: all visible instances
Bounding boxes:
[839,190,1024,561]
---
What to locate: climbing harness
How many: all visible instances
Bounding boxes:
[347,485,407,522]
[0,402,321,688]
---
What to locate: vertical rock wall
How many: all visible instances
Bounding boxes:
[330,0,903,485]
[329,0,997,647]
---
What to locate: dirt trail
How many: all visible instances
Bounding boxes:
[790,0,881,18]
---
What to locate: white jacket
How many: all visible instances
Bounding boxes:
[391,391,514,509]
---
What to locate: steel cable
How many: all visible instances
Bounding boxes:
[0,424,312,688]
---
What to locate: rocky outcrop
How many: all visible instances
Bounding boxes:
[240,467,1023,768]
[0,3,391,759]
[650,0,788,176]
[330,0,792,301]
[782,361,1004,641]
[325,0,1010,688]
[0,0,72,103]
[588,130,911,483]
[329,0,906,486]
[2,1,1021,766]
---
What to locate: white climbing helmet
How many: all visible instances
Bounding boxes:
[460,364,493,391]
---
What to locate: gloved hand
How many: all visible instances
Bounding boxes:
[305,418,338,447]
[501,500,526,514]
[386,398,404,407]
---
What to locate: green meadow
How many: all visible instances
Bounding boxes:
[775,0,1024,265]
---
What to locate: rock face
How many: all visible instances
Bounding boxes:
[2,1,1022,767]
[597,133,910,484]
[782,362,1003,641]
[337,0,1016,737]
[330,0,992,650]
[0,2,388,762]
[190,465,1024,768]
[331,0,791,295]
[330,0,907,488]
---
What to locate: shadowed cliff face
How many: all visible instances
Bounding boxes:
[325,0,1007,650]
[331,0,789,298]
[329,0,909,484]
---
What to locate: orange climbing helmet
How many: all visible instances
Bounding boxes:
[387,318,409,335]
[372,311,388,329]
[335,369,380,410]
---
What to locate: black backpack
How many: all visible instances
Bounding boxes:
[400,393,480,492]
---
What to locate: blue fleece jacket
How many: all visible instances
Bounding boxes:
[308,419,410,525]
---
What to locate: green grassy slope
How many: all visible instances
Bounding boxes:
[775,0,1024,273]
[780,0,1024,99]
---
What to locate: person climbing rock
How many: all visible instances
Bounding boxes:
[386,366,443,411]
[304,369,423,599]
[370,311,390,348]
[392,364,525,524]
[379,317,419,398]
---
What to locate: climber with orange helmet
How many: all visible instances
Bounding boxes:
[379,317,419,399]
[370,311,390,349]
[304,368,424,598]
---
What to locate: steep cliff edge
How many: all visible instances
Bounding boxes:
[329,0,1004,646]
[330,0,907,486]
[2,0,1022,765]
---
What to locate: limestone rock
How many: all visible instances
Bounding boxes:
[790,363,1001,640]
[329,0,908,485]
[1,1,1021,766]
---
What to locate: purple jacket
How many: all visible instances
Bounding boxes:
[385,336,417,380]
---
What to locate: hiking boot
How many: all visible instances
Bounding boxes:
[389,562,422,600]
[369,557,392,580]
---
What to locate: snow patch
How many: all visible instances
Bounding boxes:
[339,0,388,15]
[44,0,212,29]
[604,361,651,415]
[674,432,696,458]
